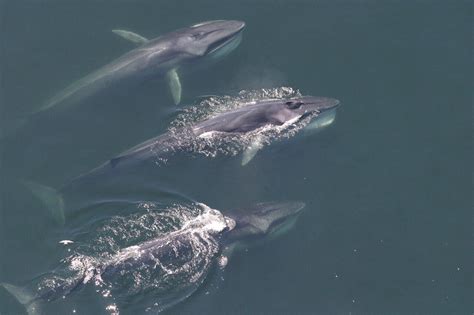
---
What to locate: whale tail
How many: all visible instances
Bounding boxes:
[1,282,41,315]
[23,181,65,225]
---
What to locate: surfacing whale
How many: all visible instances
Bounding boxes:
[25,95,339,224]
[1,201,305,314]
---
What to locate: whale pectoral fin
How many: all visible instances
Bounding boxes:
[23,181,65,225]
[241,135,265,166]
[217,245,237,270]
[222,244,236,257]
[166,68,182,105]
[217,255,229,269]
[112,29,149,45]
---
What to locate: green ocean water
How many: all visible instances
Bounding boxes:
[0,1,472,314]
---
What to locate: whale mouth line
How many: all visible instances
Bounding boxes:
[298,110,320,122]
[207,30,243,55]
[267,212,301,239]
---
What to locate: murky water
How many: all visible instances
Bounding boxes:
[0,1,472,314]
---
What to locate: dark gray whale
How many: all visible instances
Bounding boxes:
[35,20,245,113]
[26,95,339,224]
[107,95,340,167]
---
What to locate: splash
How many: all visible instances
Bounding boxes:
[171,86,301,127]
[154,87,316,162]
[34,203,232,314]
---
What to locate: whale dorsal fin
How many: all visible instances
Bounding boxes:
[112,29,149,45]
[110,156,127,168]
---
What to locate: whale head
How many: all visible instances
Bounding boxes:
[290,96,340,131]
[285,96,339,114]
[224,201,305,244]
[170,20,245,60]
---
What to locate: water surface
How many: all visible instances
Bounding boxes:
[1,1,472,314]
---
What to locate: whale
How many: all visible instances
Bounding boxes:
[25,95,339,224]
[35,20,245,113]
[0,201,305,314]
[100,95,340,168]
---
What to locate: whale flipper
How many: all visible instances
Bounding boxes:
[1,282,40,315]
[241,135,264,166]
[167,68,182,105]
[23,181,65,225]
[112,29,149,45]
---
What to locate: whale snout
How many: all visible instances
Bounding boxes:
[306,96,341,112]
[229,20,246,33]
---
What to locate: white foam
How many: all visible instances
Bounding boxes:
[53,202,233,312]
[197,131,217,139]
[182,203,228,233]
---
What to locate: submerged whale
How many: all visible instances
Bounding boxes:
[26,95,339,224]
[35,20,245,113]
[1,201,305,314]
